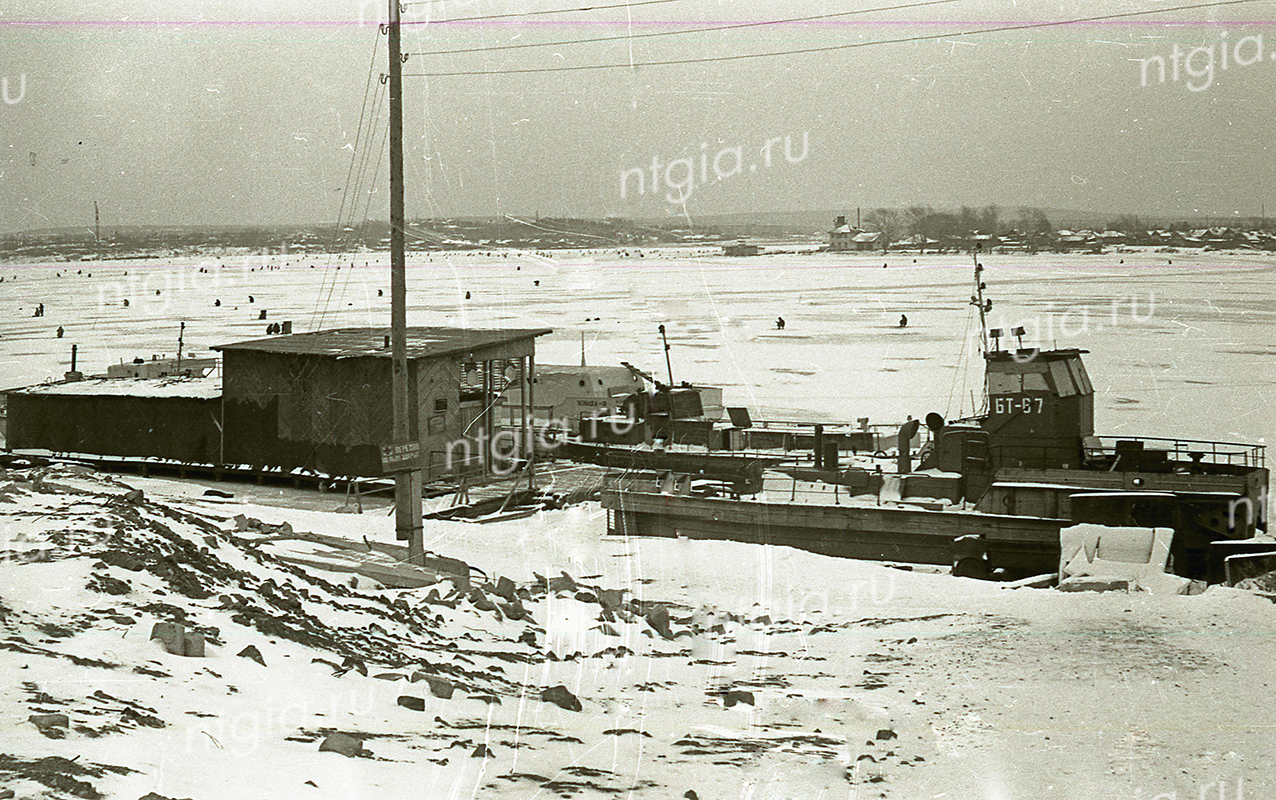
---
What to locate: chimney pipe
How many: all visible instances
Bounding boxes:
[64,344,83,382]
[897,418,921,475]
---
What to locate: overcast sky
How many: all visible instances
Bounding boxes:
[2,0,1274,232]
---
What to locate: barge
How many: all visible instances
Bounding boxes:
[600,262,1269,582]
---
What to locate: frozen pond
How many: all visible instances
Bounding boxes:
[2,247,1274,449]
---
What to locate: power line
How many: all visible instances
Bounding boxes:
[329,33,380,249]
[501,213,619,242]
[320,83,386,328]
[404,0,1266,77]
[312,31,381,333]
[356,106,392,240]
[400,0,696,23]
[346,82,387,232]
[409,0,963,58]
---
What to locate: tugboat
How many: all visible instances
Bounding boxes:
[601,259,1269,582]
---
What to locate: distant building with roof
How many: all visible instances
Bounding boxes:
[213,327,550,477]
[6,377,224,467]
[6,326,551,480]
[829,216,884,251]
[1054,230,1097,251]
[722,241,761,257]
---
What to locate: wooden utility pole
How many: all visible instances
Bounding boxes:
[388,0,423,562]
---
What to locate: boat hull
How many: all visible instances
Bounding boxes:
[601,487,1066,578]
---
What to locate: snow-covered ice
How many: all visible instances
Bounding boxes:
[3,248,1274,450]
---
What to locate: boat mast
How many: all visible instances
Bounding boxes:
[658,324,674,387]
[387,0,423,562]
[970,247,991,356]
[969,247,994,416]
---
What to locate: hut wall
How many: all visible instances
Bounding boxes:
[221,350,391,475]
[6,393,221,464]
[222,350,472,477]
[414,356,465,481]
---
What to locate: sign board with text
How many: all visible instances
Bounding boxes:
[379,441,422,473]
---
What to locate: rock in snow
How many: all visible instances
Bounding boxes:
[396,695,426,712]
[28,713,70,731]
[236,644,266,666]
[318,732,368,758]
[541,685,583,712]
[424,676,455,700]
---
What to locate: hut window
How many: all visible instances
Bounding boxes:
[434,398,448,412]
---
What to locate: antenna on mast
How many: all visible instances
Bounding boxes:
[176,321,185,375]
[970,247,992,356]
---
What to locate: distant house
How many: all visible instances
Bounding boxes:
[997,232,1029,252]
[1242,231,1276,250]
[829,216,883,251]
[970,232,1000,253]
[1054,230,1096,252]
[722,241,761,257]
[849,231,884,251]
[897,234,940,251]
[829,216,857,251]
[1200,227,1248,249]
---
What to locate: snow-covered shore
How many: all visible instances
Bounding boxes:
[3,464,1274,800]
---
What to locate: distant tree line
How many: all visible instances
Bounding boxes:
[862,205,1056,244]
[858,205,1274,245]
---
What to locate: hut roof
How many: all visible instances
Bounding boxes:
[213,327,552,361]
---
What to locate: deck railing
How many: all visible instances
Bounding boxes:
[1090,435,1266,469]
[993,435,1267,471]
